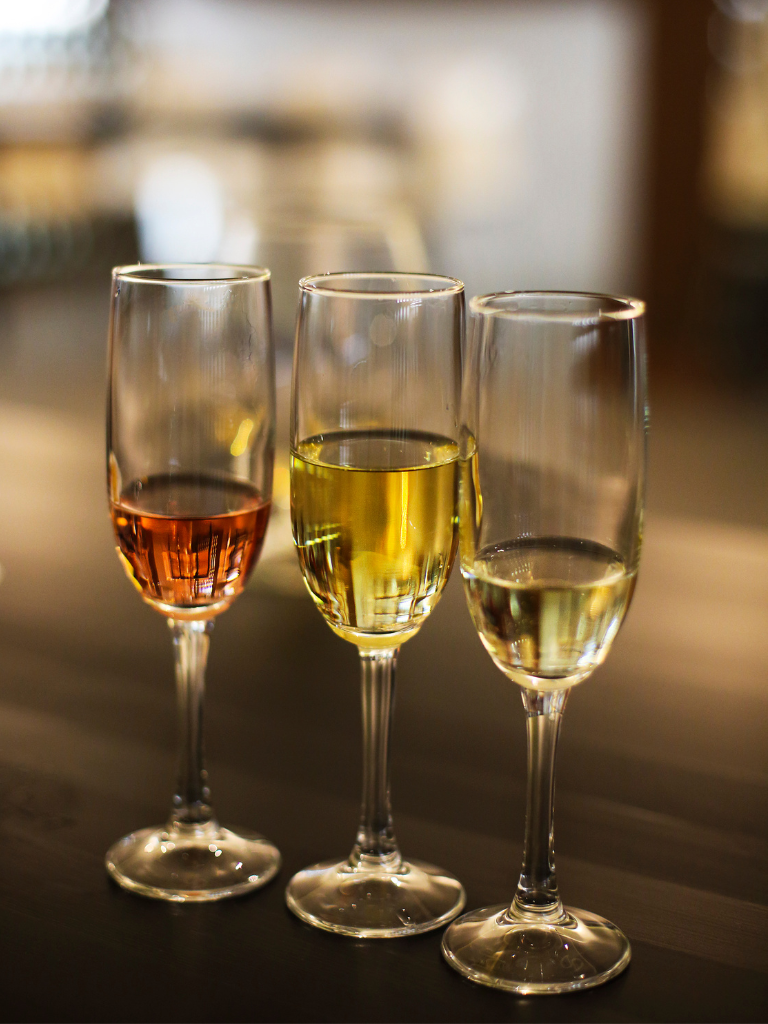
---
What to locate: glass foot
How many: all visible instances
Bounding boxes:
[106,821,281,902]
[442,904,631,995]
[285,857,466,938]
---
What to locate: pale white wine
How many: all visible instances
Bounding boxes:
[291,430,459,648]
[462,537,636,689]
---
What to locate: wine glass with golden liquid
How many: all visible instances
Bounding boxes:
[105,264,281,901]
[442,292,647,993]
[286,272,466,937]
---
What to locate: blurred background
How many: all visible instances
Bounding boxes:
[0,2,765,978]
[0,1,766,457]
[0,0,764,560]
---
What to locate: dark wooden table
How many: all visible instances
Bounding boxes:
[0,283,765,1022]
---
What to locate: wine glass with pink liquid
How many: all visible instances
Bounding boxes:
[105,263,280,902]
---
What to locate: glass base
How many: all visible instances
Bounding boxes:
[105,822,281,902]
[285,857,466,938]
[441,904,631,995]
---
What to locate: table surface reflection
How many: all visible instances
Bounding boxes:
[0,284,765,1022]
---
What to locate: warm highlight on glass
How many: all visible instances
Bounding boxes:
[287,272,466,937]
[442,292,647,993]
[106,264,280,901]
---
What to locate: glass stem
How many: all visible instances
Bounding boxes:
[350,648,401,870]
[168,619,215,829]
[512,687,569,920]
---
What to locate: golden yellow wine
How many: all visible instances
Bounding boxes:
[291,430,459,648]
[463,538,636,689]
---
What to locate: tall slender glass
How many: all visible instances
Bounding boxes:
[286,272,466,937]
[105,264,281,902]
[442,292,646,993]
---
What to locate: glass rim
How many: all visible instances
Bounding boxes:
[299,271,464,299]
[469,290,645,323]
[112,263,271,285]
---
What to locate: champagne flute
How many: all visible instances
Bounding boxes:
[286,272,466,937]
[442,291,646,993]
[106,263,281,901]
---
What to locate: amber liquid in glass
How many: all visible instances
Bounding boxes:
[111,473,270,615]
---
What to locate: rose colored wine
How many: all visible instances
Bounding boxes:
[111,473,270,614]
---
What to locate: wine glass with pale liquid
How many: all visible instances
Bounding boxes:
[442,291,647,993]
[285,272,466,937]
[105,264,281,901]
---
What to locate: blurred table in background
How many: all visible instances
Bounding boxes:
[0,282,765,1022]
